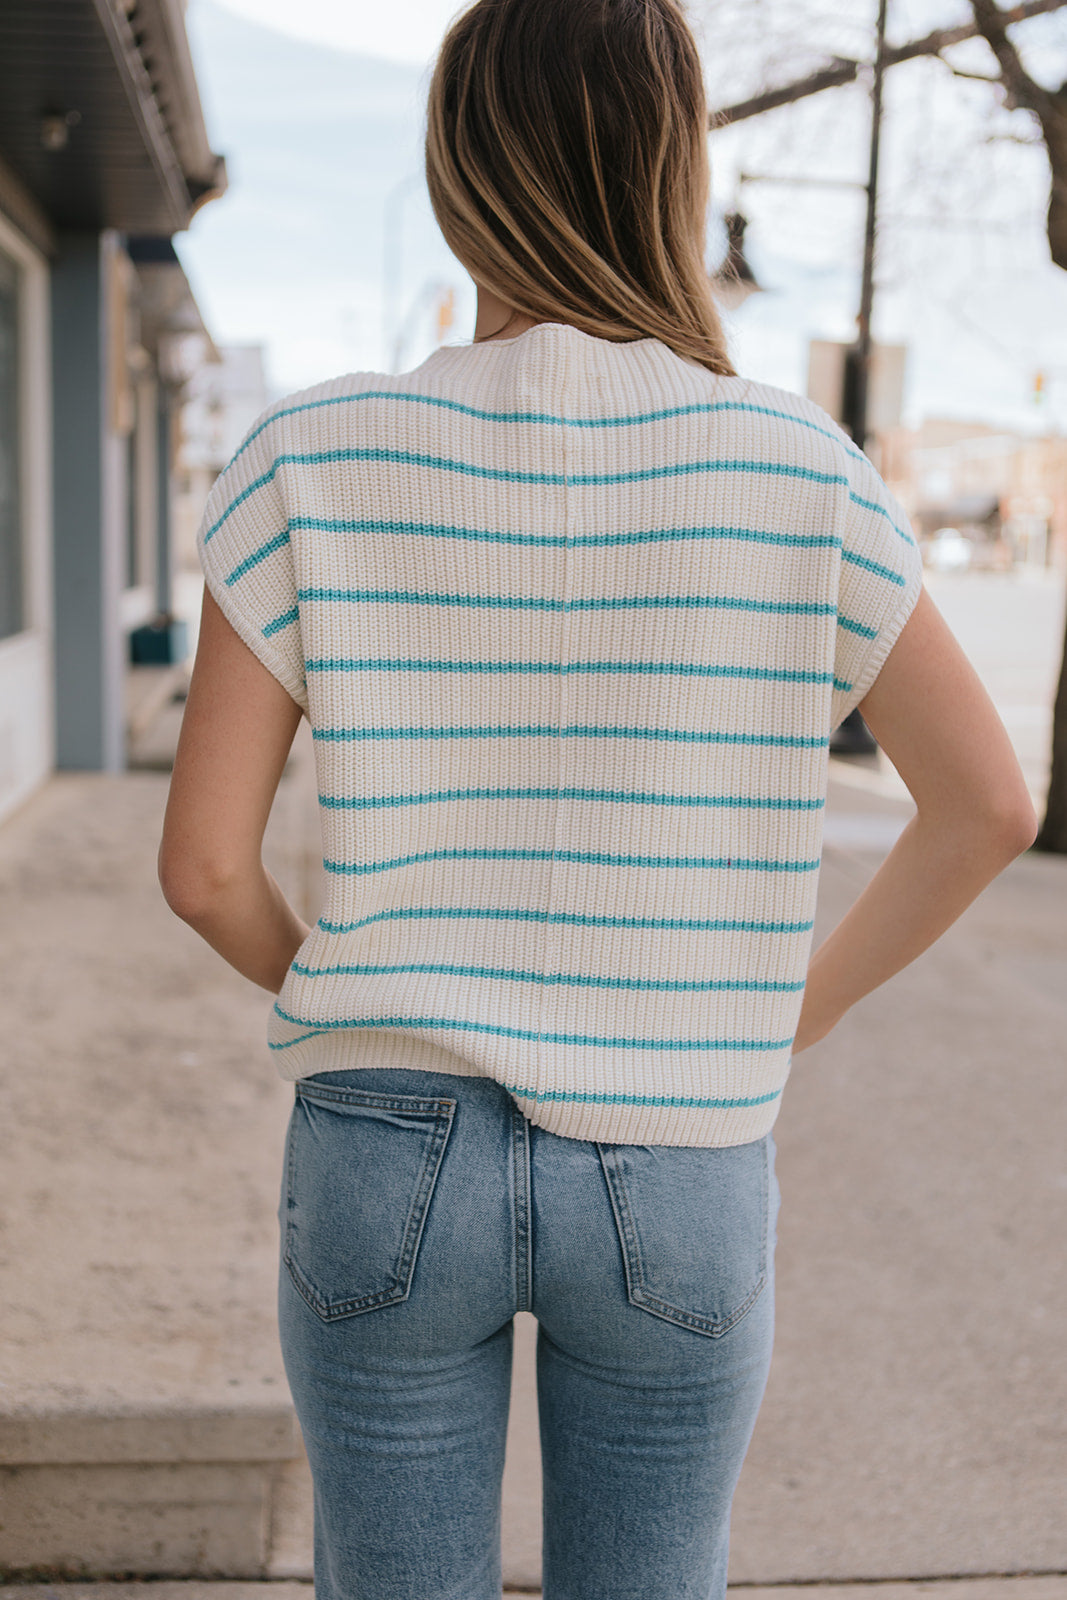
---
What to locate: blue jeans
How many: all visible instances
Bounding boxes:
[277,1068,779,1600]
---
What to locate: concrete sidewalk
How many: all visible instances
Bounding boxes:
[2,1581,1067,1600]
[0,726,1064,1587]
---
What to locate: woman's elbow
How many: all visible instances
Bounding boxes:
[992,794,1040,857]
[916,783,1039,864]
[968,786,1040,860]
[157,841,241,924]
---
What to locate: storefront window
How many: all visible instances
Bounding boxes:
[0,247,21,640]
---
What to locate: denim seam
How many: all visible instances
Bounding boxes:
[512,1102,533,1312]
[390,1106,456,1305]
[295,1082,459,1114]
[283,1100,456,1320]
[595,1143,642,1307]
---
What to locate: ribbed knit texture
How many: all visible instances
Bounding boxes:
[197,321,924,1146]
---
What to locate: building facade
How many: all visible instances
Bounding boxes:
[0,0,225,823]
[880,418,1067,572]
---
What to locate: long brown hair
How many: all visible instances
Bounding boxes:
[424,0,737,376]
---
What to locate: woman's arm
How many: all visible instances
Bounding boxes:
[158,584,311,993]
[793,585,1039,1054]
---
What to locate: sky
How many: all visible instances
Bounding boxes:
[175,0,1067,435]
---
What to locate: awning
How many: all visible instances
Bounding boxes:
[917,493,1001,534]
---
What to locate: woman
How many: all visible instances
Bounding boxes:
[159,1,1037,1595]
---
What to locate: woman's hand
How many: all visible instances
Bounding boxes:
[158,584,310,993]
[790,995,844,1057]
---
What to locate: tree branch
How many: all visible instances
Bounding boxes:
[966,0,1067,269]
[708,56,859,128]
[967,0,1059,114]
[941,63,1002,83]
[706,0,1067,271]
[708,0,1067,126]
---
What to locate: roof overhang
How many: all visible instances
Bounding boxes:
[0,0,227,240]
[126,233,221,382]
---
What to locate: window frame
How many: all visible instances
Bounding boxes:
[0,208,50,655]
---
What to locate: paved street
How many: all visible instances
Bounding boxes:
[2,1582,1067,1600]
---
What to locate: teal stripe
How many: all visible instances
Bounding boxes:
[316,907,815,935]
[271,1004,795,1054]
[207,447,908,571]
[290,958,805,993]
[848,488,913,543]
[841,547,905,585]
[273,1029,322,1051]
[228,389,868,460]
[203,468,276,543]
[304,657,846,687]
[263,606,298,636]
[227,446,848,492]
[837,613,878,640]
[322,846,819,875]
[317,785,825,812]
[299,587,836,619]
[503,1083,783,1109]
[312,724,827,748]
[298,593,871,643]
[288,513,840,553]
[225,529,290,585]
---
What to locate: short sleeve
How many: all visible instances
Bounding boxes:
[196,407,308,715]
[830,441,925,731]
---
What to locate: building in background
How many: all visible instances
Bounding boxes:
[174,343,272,577]
[805,338,1066,573]
[880,420,1067,573]
[0,0,226,824]
[807,337,908,478]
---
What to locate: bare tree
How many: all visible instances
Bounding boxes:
[709,2,1067,131]
[709,0,1067,851]
[965,1,1067,851]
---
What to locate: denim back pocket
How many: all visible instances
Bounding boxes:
[283,1079,456,1322]
[596,1134,769,1337]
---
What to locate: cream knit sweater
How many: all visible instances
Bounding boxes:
[198,321,924,1146]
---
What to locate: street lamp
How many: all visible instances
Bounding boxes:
[710,211,763,309]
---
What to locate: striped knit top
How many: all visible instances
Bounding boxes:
[197,320,924,1147]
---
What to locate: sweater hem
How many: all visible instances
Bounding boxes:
[269,1025,790,1147]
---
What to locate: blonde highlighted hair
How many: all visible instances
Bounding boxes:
[424,0,737,376]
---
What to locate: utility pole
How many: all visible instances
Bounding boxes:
[842,0,889,458]
[835,0,890,755]
[731,2,889,455]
